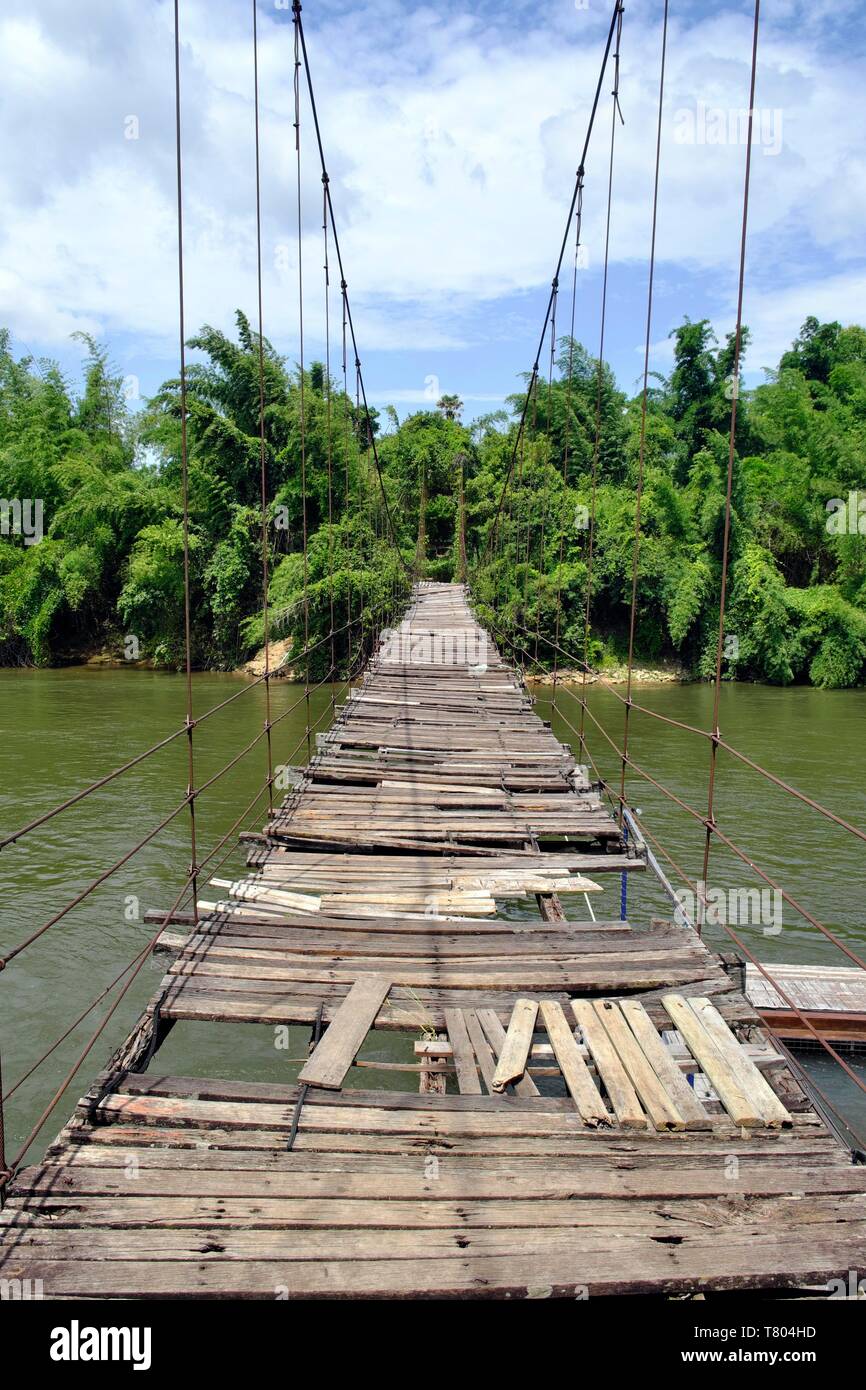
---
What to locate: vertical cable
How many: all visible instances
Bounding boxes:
[700,0,762,930]
[293,1,312,760]
[0,1044,9,1205]
[619,0,669,824]
[579,0,624,749]
[536,280,558,662]
[174,0,199,921]
[341,277,353,664]
[252,0,274,813]
[323,176,336,714]
[552,173,584,713]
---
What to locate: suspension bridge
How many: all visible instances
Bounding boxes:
[2,0,866,1299]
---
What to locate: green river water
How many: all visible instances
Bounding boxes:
[1,667,864,1162]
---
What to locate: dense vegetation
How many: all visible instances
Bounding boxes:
[1,312,864,687]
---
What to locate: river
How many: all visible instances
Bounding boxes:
[1,667,864,1161]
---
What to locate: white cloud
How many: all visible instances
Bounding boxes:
[0,0,864,376]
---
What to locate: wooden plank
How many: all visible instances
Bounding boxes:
[538,1001,611,1126]
[9,1224,866,1298]
[662,994,765,1129]
[476,1008,539,1098]
[443,1009,482,1095]
[686,996,792,1129]
[592,1000,685,1132]
[571,1000,646,1129]
[297,974,391,1090]
[491,999,538,1092]
[617,1000,712,1130]
[461,1009,501,1098]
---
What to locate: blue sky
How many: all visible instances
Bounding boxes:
[2,0,866,424]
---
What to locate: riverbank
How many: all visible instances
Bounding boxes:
[525,660,687,687]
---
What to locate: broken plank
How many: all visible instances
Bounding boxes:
[686,996,792,1129]
[475,1009,539,1098]
[297,975,391,1090]
[592,1000,685,1132]
[443,1009,482,1095]
[617,1000,712,1130]
[662,994,765,1129]
[491,999,539,1093]
[571,1000,646,1129]
[538,1001,612,1127]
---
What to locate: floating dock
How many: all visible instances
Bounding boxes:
[747,964,866,1042]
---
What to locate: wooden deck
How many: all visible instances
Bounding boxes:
[747,963,866,1042]
[2,582,865,1299]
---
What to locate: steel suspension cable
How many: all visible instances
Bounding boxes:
[700,0,761,929]
[551,173,585,711]
[619,0,668,823]
[505,621,866,848]
[293,2,409,582]
[173,0,200,924]
[323,175,336,714]
[620,807,866,1115]
[341,278,353,651]
[292,4,313,762]
[252,0,276,814]
[0,624,352,969]
[0,639,367,1182]
[481,0,623,567]
[579,0,623,750]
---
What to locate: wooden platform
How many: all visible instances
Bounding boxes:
[2,582,864,1299]
[747,963,866,1042]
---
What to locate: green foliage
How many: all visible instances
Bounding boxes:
[1,310,864,688]
[471,315,866,690]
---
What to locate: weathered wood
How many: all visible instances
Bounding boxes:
[538,1001,612,1126]
[617,1000,712,1130]
[444,1009,482,1095]
[592,1000,685,1132]
[662,994,765,1129]
[3,581,857,1303]
[685,996,792,1128]
[571,1000,646,1129]
[491,999,538,1092]
[297,975,391,1090]
[461,1009,501,1098]
[476,1008,539,1098]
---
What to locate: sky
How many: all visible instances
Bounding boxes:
[1,0,865,425]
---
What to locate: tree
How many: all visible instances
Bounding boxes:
[436,394,463,421]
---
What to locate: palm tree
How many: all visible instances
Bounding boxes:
[436,393,463,421]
